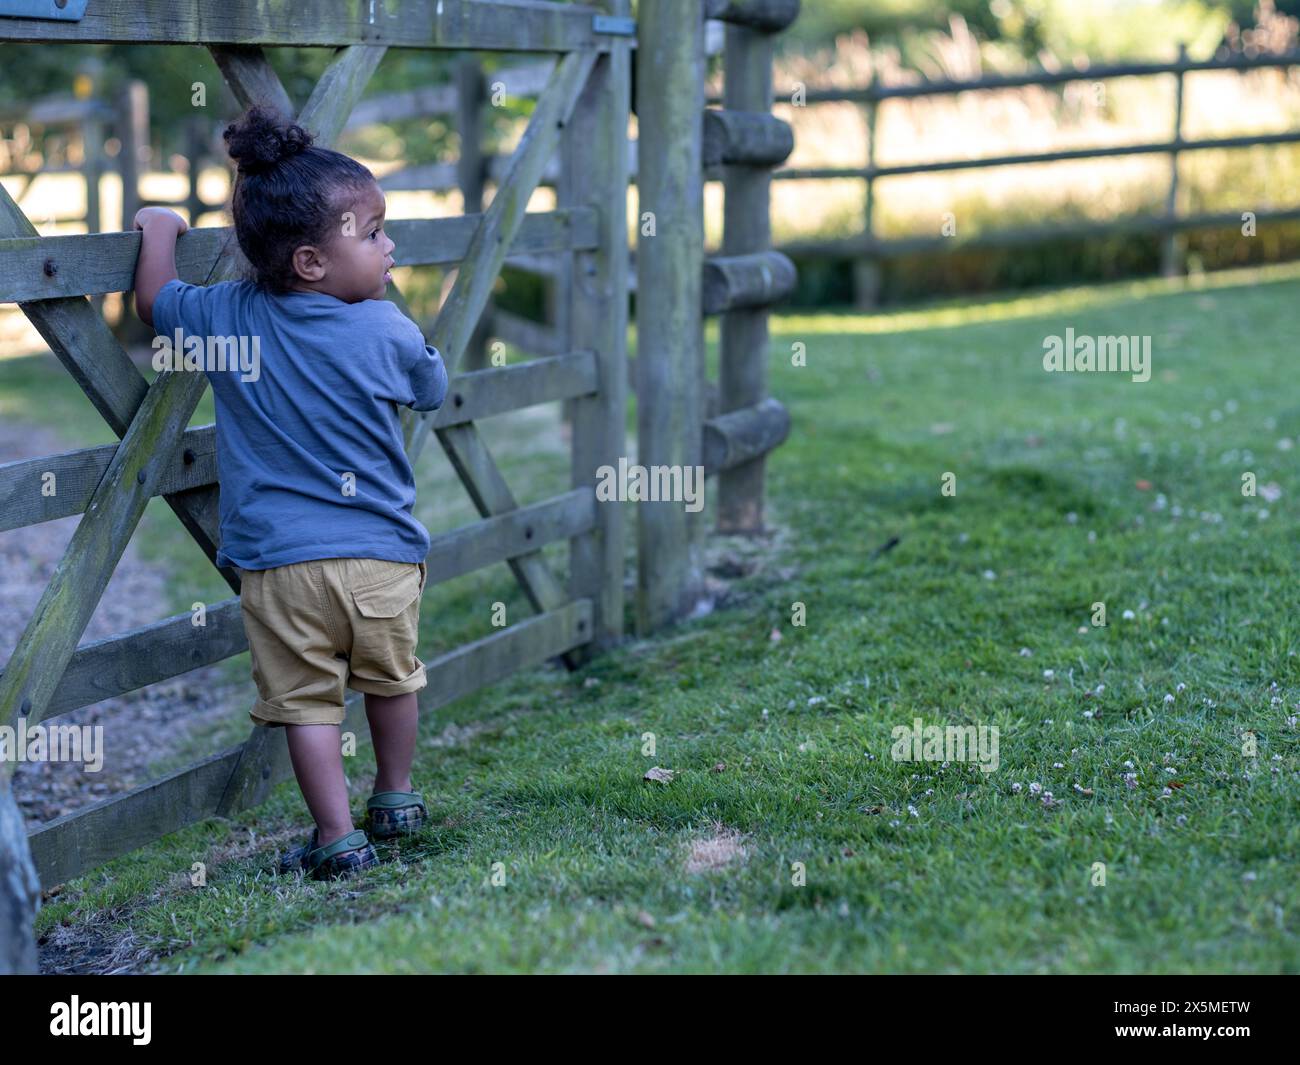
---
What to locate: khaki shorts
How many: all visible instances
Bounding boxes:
[236,557,428,728]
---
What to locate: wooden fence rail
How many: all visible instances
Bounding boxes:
[702,45,1300,307]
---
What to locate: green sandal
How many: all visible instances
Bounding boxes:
[278,828,379,880]
[366,790,429,840]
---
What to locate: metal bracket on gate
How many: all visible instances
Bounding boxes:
[592,14,636,37]
[0,0,87,20]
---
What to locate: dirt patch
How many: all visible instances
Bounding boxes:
[0,417,243,836]
[683,821,748,875]
[36,898,158,976]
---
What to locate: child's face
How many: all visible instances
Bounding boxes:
[291,181,395,302]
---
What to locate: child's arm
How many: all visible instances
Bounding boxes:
[408,344,449,412]
[131,207,188,329]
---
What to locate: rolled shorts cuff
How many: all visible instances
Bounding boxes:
[347,661,427,698]
[250,697,347,728]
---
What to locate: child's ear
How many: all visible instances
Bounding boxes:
[291,245,327,283]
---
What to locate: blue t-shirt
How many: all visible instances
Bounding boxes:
[152,278,448,571]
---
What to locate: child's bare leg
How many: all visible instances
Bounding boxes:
[285,723,354,846]
[365,691,419,793]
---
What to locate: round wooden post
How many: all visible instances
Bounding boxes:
[713,2,799,533]
[716,18,776,533]
[184,116,206,226]
[636,0,708,630]
[563,0,631,652]
[116,79,152,342]
[1161,42,1187,278]
[853,70,880,308]
[0,784,40,973]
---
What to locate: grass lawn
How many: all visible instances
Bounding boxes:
[14,261,1300,973]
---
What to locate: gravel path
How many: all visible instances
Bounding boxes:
[0,418,245,831]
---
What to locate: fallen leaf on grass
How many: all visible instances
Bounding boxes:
[644,766,676,784]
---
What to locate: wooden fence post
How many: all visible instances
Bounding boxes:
[636,0,708,630]
[854,70,880,308]
[82,106,106,317]
[717,13,776,533]
[184,116,206,226]
[115,79,152,342]
[0,786,40,973]
[116,79,148,232]
[563,0,631,653]
[1161,41,1187,278]
[712,0,799,534]
[81,115,103,234]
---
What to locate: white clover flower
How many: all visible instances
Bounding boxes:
[1012,783,1023,793]
[1018,647,1033,657]
[907,805,919,817]
[1052,762,1065,769]
[1122,609,1136,620]
[1164,693,1175,704]
[1043,669,1055,679]
[1176,683,1186,693]
[1029,782,1042,795]
[1083,710,1095,719]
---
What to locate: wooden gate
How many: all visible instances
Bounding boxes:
[0,0,632,970]
[0,0,800,974]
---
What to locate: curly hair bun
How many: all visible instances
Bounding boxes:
[223,104,314,176]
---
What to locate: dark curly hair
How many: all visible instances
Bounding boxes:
[222,105,375,294]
